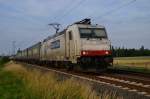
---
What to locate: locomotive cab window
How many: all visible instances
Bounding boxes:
[79,28,107,38]
[69,31,72,40]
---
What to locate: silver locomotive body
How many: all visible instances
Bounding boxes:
[15,19,113,72]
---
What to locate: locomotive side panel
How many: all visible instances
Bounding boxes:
[48,34,65,61]
[40,34,66,62]
[65,25,81,63]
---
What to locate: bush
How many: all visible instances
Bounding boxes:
[0,56,10,66]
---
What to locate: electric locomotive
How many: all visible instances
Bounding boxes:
[15,19,113,72]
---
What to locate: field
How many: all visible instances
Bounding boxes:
[0,58,120,99]
[113,56,150,73]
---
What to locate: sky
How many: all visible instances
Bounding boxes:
[0,0,150,55]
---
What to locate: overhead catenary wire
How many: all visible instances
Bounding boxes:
[48,0,89,33]
[49,0,88,31]
[51,0,75,21]
[49,0,79,30]
[50,0,136,28]
[92,0,136,21]
[56,0,88,22]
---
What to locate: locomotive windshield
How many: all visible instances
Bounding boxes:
[79,28,107,38]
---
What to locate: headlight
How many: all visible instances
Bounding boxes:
[105,51,109,54]
[83,51,86,55]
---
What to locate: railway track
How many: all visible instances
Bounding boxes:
[102,73,150,86]
[96,75,150,95]
[20,62,150,98]
[69,70,150,96]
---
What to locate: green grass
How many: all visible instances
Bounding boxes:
[0,59,121,99]
[0,59,92,99]
[112,65,150,74]
[3,63,98,99]
[0,71,25,99]
[0,57,25,99]
[114,56,150,60]
[113,56,150,73]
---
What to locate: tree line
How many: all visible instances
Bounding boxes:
[111,45,150,57]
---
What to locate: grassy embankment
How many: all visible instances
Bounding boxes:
[0,57,24,99]
[113,56,150,73]
[0,58,120,99]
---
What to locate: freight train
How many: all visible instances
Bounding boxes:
[14,19,113,72]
